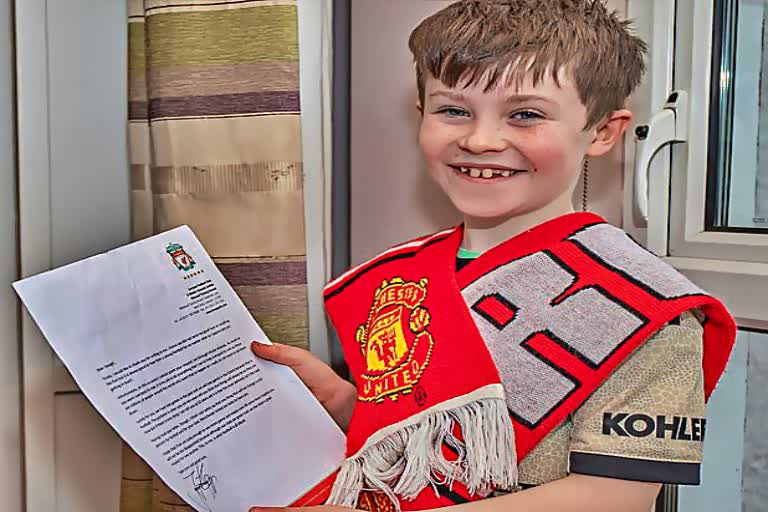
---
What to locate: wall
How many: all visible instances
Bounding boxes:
[743,332,768,512]
[349,0,628,264]
[0,0,23,509]
[676,329,768,512]
[349,0,457,264]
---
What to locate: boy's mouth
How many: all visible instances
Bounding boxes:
[448,165,526,180]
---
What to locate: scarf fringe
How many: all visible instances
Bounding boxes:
[326,398,517,511]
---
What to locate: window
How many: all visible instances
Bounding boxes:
[629,0,768,330]
[707,0,768,232]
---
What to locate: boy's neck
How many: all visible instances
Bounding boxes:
[461,196,576,254]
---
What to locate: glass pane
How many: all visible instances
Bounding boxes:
[707,0,768,231]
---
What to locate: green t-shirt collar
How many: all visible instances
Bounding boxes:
[457,247,483,259]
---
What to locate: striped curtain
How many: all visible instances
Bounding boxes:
[122,1,309,510]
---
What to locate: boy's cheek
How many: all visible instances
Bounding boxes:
[514,143,564,171]
[520,135,583,171]
[418,125,449,159]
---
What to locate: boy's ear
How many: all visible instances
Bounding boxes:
[416,102,424,116]
[586,109,633,157]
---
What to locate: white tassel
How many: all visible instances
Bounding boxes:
[326,458,364,508]
[326,397,517,512]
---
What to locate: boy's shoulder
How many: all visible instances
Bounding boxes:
[565,221,703,297]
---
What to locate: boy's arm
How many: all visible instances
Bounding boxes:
[449,474,660,512]
[250,476,659,512]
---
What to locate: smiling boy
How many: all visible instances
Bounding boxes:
[250,1,736,512]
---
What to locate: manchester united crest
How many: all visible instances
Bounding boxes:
[356,277,434,403]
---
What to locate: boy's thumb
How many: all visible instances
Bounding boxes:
[251,341,307,369]
[250,341,281,362]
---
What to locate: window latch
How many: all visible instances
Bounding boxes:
[634,90,689,221]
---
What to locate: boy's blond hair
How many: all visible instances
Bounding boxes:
[409,0,647,128]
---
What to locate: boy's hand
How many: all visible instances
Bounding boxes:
[251,341,357,432]
[249,506,356,512]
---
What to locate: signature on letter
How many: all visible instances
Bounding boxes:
[184,460,218,512]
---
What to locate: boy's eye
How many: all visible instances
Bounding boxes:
[511,110,543,121]
[435,107,470,118]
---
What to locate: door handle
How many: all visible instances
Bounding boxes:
[634,90,689,221]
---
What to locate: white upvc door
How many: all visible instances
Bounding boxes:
[15,1,129,511]
[627,1,768,511]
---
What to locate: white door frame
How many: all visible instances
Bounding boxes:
[297,0,335,364]
[0,0,23,510]
[15,0,57,510]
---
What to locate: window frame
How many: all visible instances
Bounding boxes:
[297,0,336,364]
[668,0,768,262]
[628,0,768,330]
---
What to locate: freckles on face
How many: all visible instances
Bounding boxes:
[518,134,578,180]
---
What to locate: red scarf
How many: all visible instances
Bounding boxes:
[295,213,735,511]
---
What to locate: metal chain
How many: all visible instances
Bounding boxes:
[582,158,589,212]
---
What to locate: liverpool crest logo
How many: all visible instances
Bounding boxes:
[356,277,434,403]
[166,242,196,272]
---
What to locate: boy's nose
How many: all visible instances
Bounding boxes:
[458,123,509,153]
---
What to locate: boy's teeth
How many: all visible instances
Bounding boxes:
[455,166,519,179]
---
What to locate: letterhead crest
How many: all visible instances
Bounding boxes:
[166,242,196,272]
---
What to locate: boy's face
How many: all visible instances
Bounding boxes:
[418,68,627,222]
